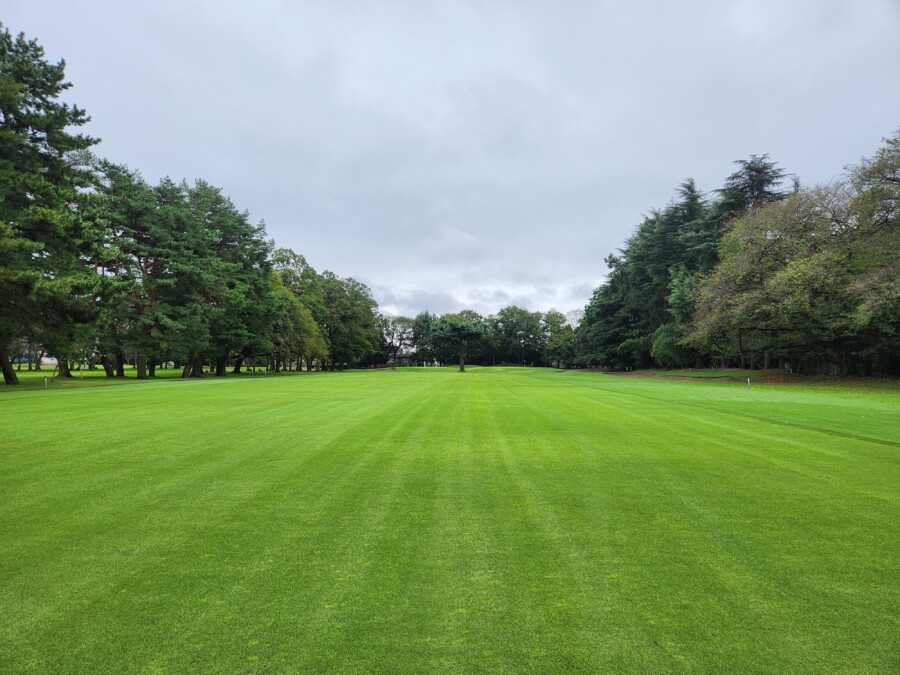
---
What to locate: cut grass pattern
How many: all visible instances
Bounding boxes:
[1,368,897,671]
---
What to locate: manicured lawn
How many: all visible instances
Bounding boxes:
[630,368,768,379]
[1,365,272,391]
[1,368,897,671]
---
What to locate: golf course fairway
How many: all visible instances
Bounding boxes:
[1,368,897,671]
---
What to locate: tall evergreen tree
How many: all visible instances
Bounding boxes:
[0,25,98,384]
[431,312,487,372]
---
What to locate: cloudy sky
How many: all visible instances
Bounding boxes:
[6,1,899,316]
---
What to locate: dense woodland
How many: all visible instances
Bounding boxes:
[579,142,899,376]
[2,26,898,384]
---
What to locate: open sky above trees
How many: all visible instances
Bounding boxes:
[5,0,899,316]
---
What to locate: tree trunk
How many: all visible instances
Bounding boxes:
[148,361,156,378]
[58,358,73,378]
[115,353,126,377]
[135,356,147,380]
[1,351,19,385]
[100,355,115,378]
[233,357,243,375]
[215,356,228,377]
[190,357,205,378]
[763,350,771,370]
[34,351,43,371]
[458,348,466,372]
[838,349,849,377]
[182,362,192,378]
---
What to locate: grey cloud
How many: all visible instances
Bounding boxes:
[372,285,460,318]
[7,0,899,317]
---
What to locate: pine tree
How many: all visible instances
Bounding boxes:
[0,25,99,383]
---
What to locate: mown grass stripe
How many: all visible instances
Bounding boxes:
[1,367,897,671]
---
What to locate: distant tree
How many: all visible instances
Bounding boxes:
[89,161,165,379]
[846,129,900,372]
[577,154,791,371]
[650,323,694,369]
[481,315,502,366]
[266,272,324,371]
[577,255,640,369]
[319,272,380,369]
[382,315,414,364]
[686,157,899,376]
[411,311,437,365]
[188,182,272,377]
[541,309,575,368]
[272,247,327,325]
[493,305,545,365]
[714,154,788,219]
[431,313,487,372]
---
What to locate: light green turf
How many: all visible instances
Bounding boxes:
[1,368,898,672]
[631,368,767,379]
[1,365,268,391]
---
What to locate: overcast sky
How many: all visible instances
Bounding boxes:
[5,1,899,317]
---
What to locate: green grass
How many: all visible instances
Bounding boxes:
[1,365,279,392]
[630,368,766,379]
[1,368,898,671]
[628,368,900,390]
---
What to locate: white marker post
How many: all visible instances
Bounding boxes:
[747,377,751,390]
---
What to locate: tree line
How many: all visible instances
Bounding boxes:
[0,24,576,383]
[1,25,384,384]
[380,307,576,371]
[2,25,897,383]
[576,136,899,376]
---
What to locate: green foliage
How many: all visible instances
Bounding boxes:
[491,305,545,365]
[576,142,896,375]
[0,24,98,382]
[430,312,488,370]
[272,247,327,326]
[686,140,900,375]
[577,269,633,368]
[409,311,432,363]
[267,272,325,368]
[541,309,575,368]
[0,25,383,382]
[715,154,788,216]
[650,322,695,368]
[381,314,414,364]
[319,271,381,368]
